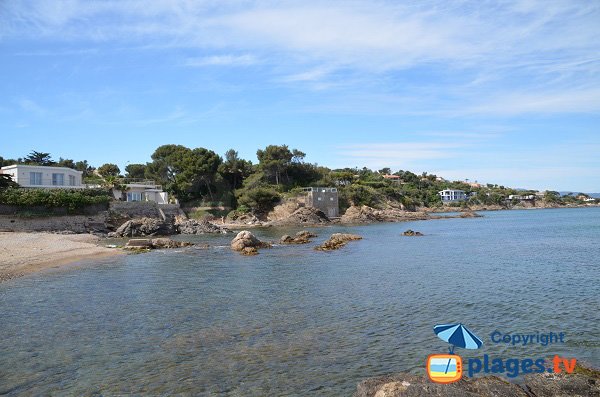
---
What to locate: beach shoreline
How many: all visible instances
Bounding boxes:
[0,232,122,282]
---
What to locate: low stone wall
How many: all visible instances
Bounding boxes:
[109,201,163,218]
[0,203,108,216]
[0,213,108,233]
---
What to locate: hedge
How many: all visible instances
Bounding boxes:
[0,188,111,212]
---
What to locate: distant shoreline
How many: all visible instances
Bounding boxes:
[1,205,598,282]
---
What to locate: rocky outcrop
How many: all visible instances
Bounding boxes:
[280,230,317,244]
[402,229,424,236]
[175,218,230,234]
[460,211,483,218]
[341,206,430,224]
[230,231,271,255]
[268,207,330,226]
[315,233,362,251]
[125,238,193,249]
[354,368,600,397]
[111,217,174,237]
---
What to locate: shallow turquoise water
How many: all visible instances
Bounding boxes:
[1,207,599,396]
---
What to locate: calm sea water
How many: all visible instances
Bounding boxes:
[1,208,599,396]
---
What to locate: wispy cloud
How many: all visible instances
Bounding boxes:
[16,98,47,116]
[184,54,258,67]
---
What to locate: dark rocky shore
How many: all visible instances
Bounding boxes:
[355,366,600,397]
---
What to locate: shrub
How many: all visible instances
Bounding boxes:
[236,187,281,213]
[0,188,111,212]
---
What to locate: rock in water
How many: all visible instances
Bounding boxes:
[150,238,193,249]
[402,229,424,236]
[230,231,271,254]
[176,218,230,234]
[460,211,483,218]
[315,233,362,251]
[269,207,330,226]
[114,217,174,237]
[354,367,600,397]
[125,238,193,249]
[280,230,318,244]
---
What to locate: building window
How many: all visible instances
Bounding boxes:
[30,172,42,185]
[69,175,76,186]
[52,173,64,186]
[127,192,143,202]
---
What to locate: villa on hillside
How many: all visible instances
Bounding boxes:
[112,179,170,204]
[0,164,84,188]
[0,164,170,204]
[438,189,467,203]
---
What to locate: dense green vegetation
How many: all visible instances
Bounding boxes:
[0,188,111,212]
[1,147,596,215]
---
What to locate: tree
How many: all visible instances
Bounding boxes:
[218,149,253,190]
[256,145,295,185]
[236,186,281,213]
[146,144,222,202]
[125,163,147,179]
[0,174,18,189]
[97,163,121,178]
[25,150,54,165]
[74,160,95,178]
[378,167,391,175]
[56,158,76,169]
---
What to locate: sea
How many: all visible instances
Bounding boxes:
[1,207,598,396]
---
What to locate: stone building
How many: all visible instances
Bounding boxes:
[302,187,339,218]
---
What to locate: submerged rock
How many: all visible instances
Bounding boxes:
[402,229,424,236]
[280,230,318,244]
[354,367,600,397]
[460,211,483,218]
[125,238,193,250]
[315,233,362,251]
[176,218,230,234]
[230,230,271,254]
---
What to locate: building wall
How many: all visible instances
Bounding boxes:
[1,165,83,188]
[305,187,339,217]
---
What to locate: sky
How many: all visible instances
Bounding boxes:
[1,0,599,192]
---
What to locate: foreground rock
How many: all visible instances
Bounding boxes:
[280,230,318,244]
[402,229,424,236]
[125,238,193,250]
[175,218,230,234]
[230,231,271,255]
[315,233,362,251]
[355,368,600,397]
[111,217,174,237]
[268,207,330,226]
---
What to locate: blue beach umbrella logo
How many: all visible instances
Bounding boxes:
[433,323,483,354]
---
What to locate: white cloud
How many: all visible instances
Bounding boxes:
[2,1,600,115]
[184,54,258,67]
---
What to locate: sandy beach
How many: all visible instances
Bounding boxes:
[0,232,122,282]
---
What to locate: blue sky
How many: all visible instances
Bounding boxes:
[1,0,599,191]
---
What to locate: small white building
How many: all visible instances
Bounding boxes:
[0,164,83,188]
[113,179,169,204]
[438,189,467,203]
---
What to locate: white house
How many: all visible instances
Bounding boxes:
[438,189,467,203]
[0,164,84,188]
[112,179,170,204]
